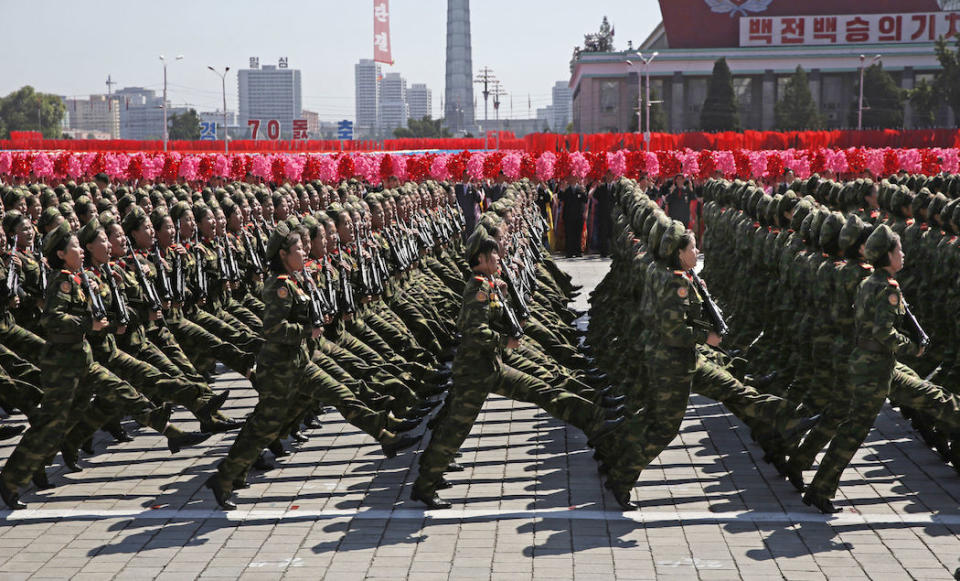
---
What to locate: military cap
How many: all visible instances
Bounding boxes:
[1,210,27,235]
[265,221,297,261]
[464,228,496,264]
[659,219,689,259]
[37,207,62,232]
[890,185,912,216]
[863,224,898,264]
[838,214,865,251]
[819,212,844,250]
[122,205,149,235]
[648,214,672,260]
[3,189,25,210]
[927,193,949,221]
[808,209,827,245]
[98,211,118,231]
[77,217,103,247]
[911,187,933,218]
[42,221,74,260]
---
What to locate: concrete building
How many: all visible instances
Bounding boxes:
[238,59,302,139]
[112,87,189,140]
[198,110,237,140]
[355,59,381,139]
[570,0,955,134]
[408,83,432,122]
[551,81,573,131]
[61,95,120,138]
[380,72,409,135]
[444,0,476,134]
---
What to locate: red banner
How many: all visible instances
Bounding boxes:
[373,0,392,65]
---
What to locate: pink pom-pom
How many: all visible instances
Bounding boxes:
[430,154,451,181]
[898,149,921,173]
[284,155,305,182]
[714,151,736,177]
[318,155,338,183]
[940,148,960,174]
[501,153,522,180]
[251,155,272,179]
[864,149,885,177]
[467,152,486,181]
[31,152,54,179]
[535,152,556,181]
[749,151,768,178]
[0,152,11,176]
[569,152,590,179]
[643,152,660,177]
[606,151,627,178]
[178,155,199,181]
[391,155,408,182]
[213,154,230,178]
[826,149,848,174]
[680,150,699,178]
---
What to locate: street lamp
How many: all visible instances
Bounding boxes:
[627,51,660,150]
[160,54,184,152]
[208,66,230,154]
[857,54,882,131]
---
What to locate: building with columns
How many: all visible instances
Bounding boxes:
[570,0,957,134]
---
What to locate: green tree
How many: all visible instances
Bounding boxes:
[910,79,939,128]
[629,88,667,132]
[168,109,202,140]
[700,58,740,132]
[393,116,451,138]
[934,35,960,121]
[849,63,904,129]
[0,86,66,138]
[775,66,823,131]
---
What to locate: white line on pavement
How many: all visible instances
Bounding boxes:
[2,507,960,525]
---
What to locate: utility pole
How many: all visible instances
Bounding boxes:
[492,81,506,150]
[474,66,496,123]
[105,75,116,98]
[208,66,230,154]
[858,54,882,131]
[160,54,183,152]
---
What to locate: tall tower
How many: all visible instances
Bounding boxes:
[444,0,475,134]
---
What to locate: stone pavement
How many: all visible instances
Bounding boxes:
[1,255,960,580]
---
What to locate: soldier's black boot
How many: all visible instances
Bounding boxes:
[197,390,230,420]
[802,490,841,514]
[784,459,805,492]
[446,462,465,472]
[381,434,420,459]
[205,475,236,511]
[252,452,274,471]
[0,424,24,441]
[105,421,134,443]
[410,486,452,510]
[81,438,95,455]
[0,484,25,510]
[61,447,82,472]
[165,428,212,454]
[31,469,54,490]
[605,482,637,511]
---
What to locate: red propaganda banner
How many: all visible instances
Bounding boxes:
[373,0,393,64]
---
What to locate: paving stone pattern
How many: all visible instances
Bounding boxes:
[1,256,959,580]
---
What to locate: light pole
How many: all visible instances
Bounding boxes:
[208,66,230,154]
[160,54,183,152]
[625,59,643,138]
[857,54,882,131]
[627,52,659,150]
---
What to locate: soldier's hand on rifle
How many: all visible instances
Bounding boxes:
[917,345,926,358]
[9,296,19,308]
[707,332,722,347]
[117,325,127,335]
[10,255,21,270]
[311,327,323,339]
[507,337,520,349]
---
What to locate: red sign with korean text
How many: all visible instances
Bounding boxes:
[740,12,960,46]
[659,0,943,48]
[373,0,393,65]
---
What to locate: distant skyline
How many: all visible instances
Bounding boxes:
[0,0,662,122]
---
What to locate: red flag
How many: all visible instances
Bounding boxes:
[373,0,392,64]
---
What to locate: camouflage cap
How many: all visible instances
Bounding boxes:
[265,221,296,261]
[77,216,103,247]
[37,206,62,232]
[819,211,845,250]
[42,220,74,260]
[911,187,933,217]
[838,214,865,251]
[648,214,672,260]
[863,223,897,264]
[464,227,496,264]
[121,205,149,236]
[659,219,689,259]
[1,210,27,236]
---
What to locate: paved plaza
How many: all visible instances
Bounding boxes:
[1,257,960,580]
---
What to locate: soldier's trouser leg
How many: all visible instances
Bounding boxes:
[415,373,491,492]
[0,344,42,387]
[215,361,302,496]
[494,363,602,436]
[605,348,695,491]
[143,327,206,383]
[0,367,41,418]
[169,316,255,376]
[1,346,93,492]
[807,354,894,499]
[0,324,46,366]
[300,362,389,440]
[889,363,960,432]
[105,349,209,413]
[225,298,263,336]
[312,351,395,410]
[192,309,262,353]
[788,384,853,471]
[692,353,804,436]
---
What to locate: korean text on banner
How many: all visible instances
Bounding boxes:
[374,1,392,64]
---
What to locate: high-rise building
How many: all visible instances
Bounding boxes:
[551,81,573,132]
[238,59,302,139]
[355,59,381,139]
[61,95,120,138]
[407,83,432,122]
[379,73,409,134]
[444,0,475,134]
[113,86,188,140]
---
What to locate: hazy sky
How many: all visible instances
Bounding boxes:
[0,0,662,122]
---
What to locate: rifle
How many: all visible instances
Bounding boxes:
[171,229,186,303]
[150,242,174,302]
[322,257,338,315]
[902,298,930,348]
[5,234,20,301]
[500,265,530,321]
[32,239,48,293]
[243,228,265,275]
[300,268,325,328]
[489,277,524,340]
[128,245,164,314]
[224,235,241,282]
[78,267,108,322]
[100,263,131,327]
[688,270,729,337]
[191,232,209,302]
[335,248,357,315]
[215,237,233,283]
[251,221,269,270]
